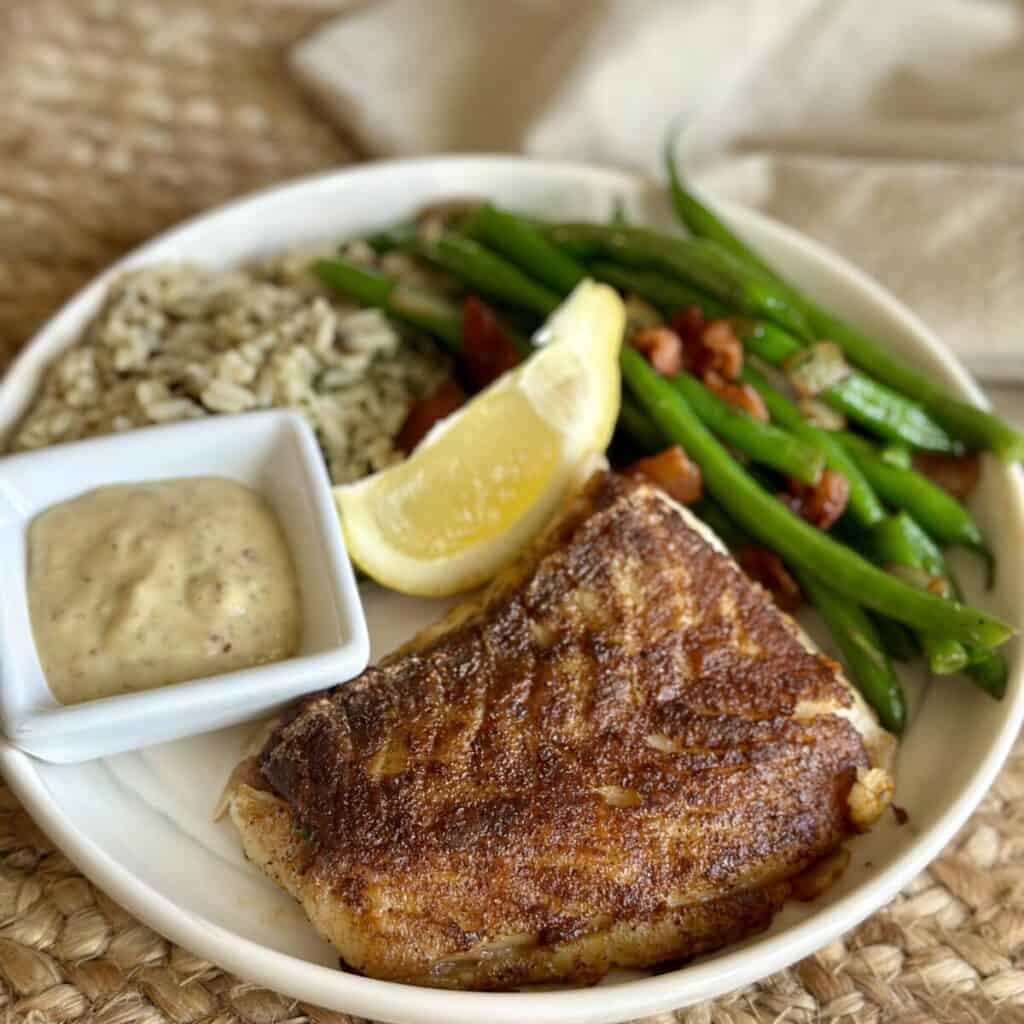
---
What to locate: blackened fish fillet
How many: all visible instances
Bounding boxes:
[225,472,894,989]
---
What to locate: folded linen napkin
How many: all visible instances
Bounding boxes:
[292,0,1024,381]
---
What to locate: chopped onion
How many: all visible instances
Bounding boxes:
[785,340,851,397]
[798,397,847,431]
[879,444,912,469]
[624,294,663,335]
[414,198,486,241]
[392,284,460,323]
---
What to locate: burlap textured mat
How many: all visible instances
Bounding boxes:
[2,2,1024,1021]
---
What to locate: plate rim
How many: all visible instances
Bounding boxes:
[1,154,1021,1024]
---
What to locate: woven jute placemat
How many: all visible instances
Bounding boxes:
[2,3,1024,1021]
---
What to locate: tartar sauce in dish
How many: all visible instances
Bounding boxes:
[27,476,302,705]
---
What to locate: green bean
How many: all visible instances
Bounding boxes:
[590,263,958,453]
[932,397,1024,462]
[314,258,531,359]
[846,507,997,682]
[966,648,1008,699]
[861,513,1003,690]
[793,566,906,733]
[954,554,1010,695]
[664,150,1024,461]
[670,372,825,485]
[903,633,965,682]
[715,322,958,453]
[465,206,586,294]
[314,260,462,350]
[421,235,560,318]
[806,306,1024,460]
[870,615,920,663]
[547,223,814,341]
[740,365,885,527]
[618,394,664,452]
[877,513,1004,695]
[362,222,420,254]
[815,374,958,453]
[871,510,947,578]
[735,319,807,368]
[865,514,968,676]
[665,141,779,284]
[737,327,958,453]
[620,346,1013,648]
[836,432,991,570]
[591,262,727,317]
[871,515,1001,688]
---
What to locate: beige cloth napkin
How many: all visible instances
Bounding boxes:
[293,0,1024,382]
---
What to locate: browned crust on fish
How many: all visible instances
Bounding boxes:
[230,472,883,988]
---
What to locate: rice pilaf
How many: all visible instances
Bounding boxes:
[8,245,450,484]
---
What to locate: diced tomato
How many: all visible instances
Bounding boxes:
[784,340,850,398]
[670,305,706,346]
[738,544,803,612]
[704,372,770,421]
[629,326,685,376]
[783,468,850,531]
[804,468,850,530]
[460,296,521,389]
[669,308,743,382]
[694,319,743,380]
[395,378,466,454]
[626,445,703,505]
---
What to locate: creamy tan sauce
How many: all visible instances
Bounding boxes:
[28,477,302,705]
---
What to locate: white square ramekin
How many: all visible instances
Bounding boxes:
[0,410,368,763]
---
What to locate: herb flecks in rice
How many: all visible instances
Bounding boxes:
[10,248,450,484]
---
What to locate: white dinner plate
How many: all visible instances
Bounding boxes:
[0,157,1021,1024]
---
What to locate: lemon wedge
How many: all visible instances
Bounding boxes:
[335,279,625,596]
